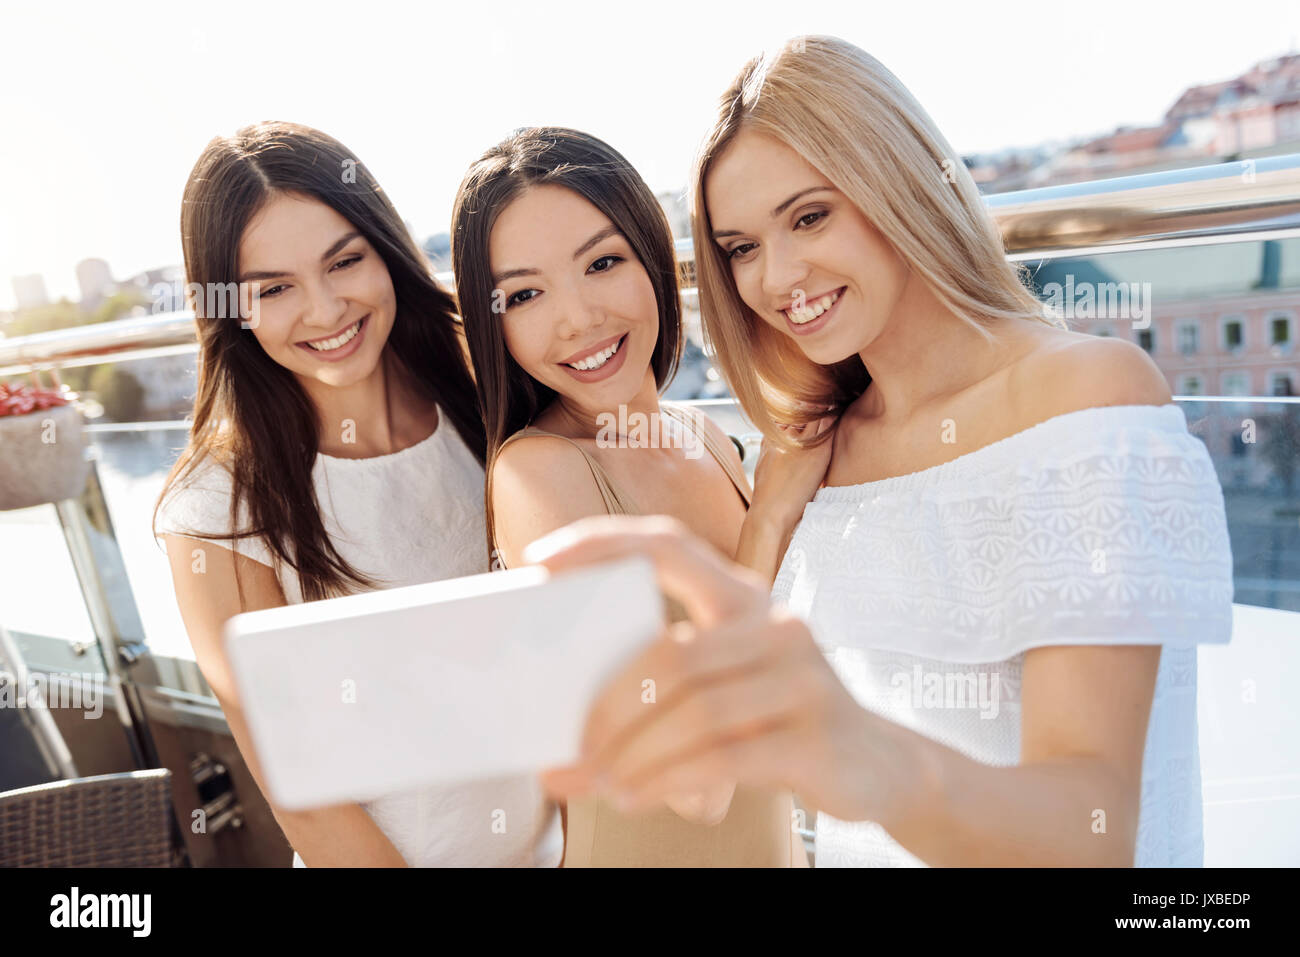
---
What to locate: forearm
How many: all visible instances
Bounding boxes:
[874,720,1140,867]
[735,509,797,585]
[223,701,409,866]
[276,802,410,867]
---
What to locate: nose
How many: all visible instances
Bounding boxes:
[760,236,810,305]
[300,278,349,330]
[553,285,605,340]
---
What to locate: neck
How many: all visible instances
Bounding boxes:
[300,348,424,458]
[543,367,662,439]
[854,270,1012,421]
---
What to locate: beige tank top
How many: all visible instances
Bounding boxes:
[489,402,808,867]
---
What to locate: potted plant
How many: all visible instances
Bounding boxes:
[0,376,91,511]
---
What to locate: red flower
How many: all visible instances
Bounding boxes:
[0,382,70,418]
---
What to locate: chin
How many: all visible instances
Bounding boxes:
[793,341,857,368]
[314,350,383,388]
[808,322,882,366]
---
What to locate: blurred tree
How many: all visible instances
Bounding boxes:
[5,299,86,337]
[89,365,144,422]
[89,288,149,324]
[4,288,147,338]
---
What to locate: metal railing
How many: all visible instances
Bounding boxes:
[3,154,1299,378]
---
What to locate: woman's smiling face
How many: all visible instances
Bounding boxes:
[705,129,910,366]
[237,191,397,389]
[488,184,659,411]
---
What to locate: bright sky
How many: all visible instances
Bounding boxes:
[2,0,1298,310]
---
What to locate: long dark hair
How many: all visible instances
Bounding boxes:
[451,127,683,558]
[154,121,486,602]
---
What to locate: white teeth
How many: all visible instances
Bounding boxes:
[568,336,622,371]
[788,289,841,324]
[305,319,362,351]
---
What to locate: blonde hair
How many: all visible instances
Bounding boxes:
[690,35,1056,447]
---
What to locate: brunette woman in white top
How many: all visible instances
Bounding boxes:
[536,36,1233,866]
[153,121,561,867]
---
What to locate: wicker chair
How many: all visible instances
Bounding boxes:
[0,769,180,867]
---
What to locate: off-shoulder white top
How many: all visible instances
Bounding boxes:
[155,410,563,867]
[771,403,1234,867]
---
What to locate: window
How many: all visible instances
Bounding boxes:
[1220,315,1245,353]
[1221,371,1252,396]
[1177,374,1203,396]
[1270,370,1296,397]
[1176,320,1200,355]
[1137,328,1155,353]
[1269,312,1294,354]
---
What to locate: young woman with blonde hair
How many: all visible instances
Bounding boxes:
[540,35,1233,867]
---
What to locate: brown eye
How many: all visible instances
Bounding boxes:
[506,289,540,309]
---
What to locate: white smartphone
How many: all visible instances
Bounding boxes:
[223,556,662,810]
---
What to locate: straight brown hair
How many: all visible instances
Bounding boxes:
[154,121,486,602]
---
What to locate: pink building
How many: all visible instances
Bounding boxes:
[1094,288,1300,490]
[1114,288,1300,399]
[1031,239,1300,491]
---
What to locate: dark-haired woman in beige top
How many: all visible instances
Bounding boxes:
[452,126,827,866]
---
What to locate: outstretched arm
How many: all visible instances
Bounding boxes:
[531,516,1161,867]
[163,534,410,866]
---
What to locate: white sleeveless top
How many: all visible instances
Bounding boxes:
[771,404,1234,867]
[155,410,563,867]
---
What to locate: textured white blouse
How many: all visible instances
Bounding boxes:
[771,403,1234,867]
[155,411,563,867]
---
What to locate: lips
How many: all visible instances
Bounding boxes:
[557,332,630,383]
[779,287,846,337]
[298,315,367,352]
[558,332,626,369]
[293,314,371,362]
[782,287,844,324]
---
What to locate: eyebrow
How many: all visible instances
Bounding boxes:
[491,224,624,285]
[238,230,362,282]
[711,187,835,240]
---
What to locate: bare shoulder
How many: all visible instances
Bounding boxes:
[1008,329,1172,419]
[491,433,596,493]
[489,434,609,565]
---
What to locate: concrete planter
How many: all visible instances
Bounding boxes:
[0,403,91,511]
